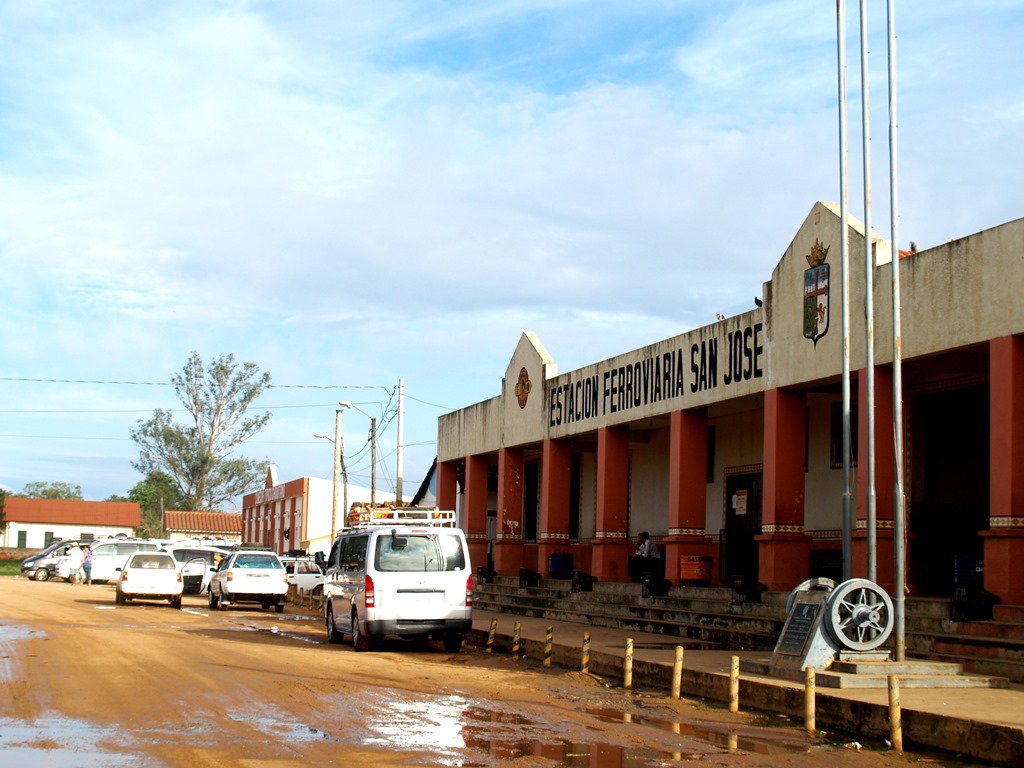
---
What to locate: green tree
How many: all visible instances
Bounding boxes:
[0,488,7,532]
[21,481,83,500]
[122,472,187,538]
[131,352,272,511]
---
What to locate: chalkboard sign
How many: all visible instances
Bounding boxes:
[777,601,822,656]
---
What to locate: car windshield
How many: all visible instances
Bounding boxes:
[233,554,281,569]
[130,555,176,570]
[374,533,466,573]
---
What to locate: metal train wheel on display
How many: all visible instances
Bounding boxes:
[823,578,895,652]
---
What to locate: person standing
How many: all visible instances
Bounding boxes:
[65,543,84,586]
[82,545,93,585]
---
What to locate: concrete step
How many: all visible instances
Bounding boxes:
[743,657,1009,689]
[474,597,780,651]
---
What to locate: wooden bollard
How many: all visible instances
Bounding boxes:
[512,621,522,658]
[804,666,816,733]
[671,646,684,700]
[728,656,739,713]
[543,626,553,667]
[888,674,903,753]
[486,618,497,653]
[624,638,634,689]
[581,632,591,673]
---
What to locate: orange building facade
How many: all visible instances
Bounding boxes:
[436,202,1024,603]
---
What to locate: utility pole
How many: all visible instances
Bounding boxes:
[370,417,377,506]
[332,407,342,538]
[395,378,404,503]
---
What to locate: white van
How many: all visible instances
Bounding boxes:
[322,509,472,653]
[87,539,163,583]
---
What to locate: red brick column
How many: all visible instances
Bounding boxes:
[437,459,459,517]
[493,447,525,575]
[853,367,896,591]
[537,438,572,578]
[463,455,490,573]
[591,426,630,582]
[758,387,810,590]
[982,335,1024,603]
[664,409,712,584]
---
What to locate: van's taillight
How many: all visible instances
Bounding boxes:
[466,574,473,606]
[176,573,183,583]
[365,574,375,608]
[121,571,129,582]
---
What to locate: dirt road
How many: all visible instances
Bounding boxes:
[0,576,908,767]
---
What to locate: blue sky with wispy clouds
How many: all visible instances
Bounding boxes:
[1,1,1021,504]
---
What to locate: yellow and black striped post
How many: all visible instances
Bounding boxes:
[512,621,522,658]
[543,626,554,667]
[485,618,497,653]
[804,666,816,733]
[729,655,740,713]
[624,638,634,689]
[671,646,684,699]
[888,674,903,753]
[581,632,591,673]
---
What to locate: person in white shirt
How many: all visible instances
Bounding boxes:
[635,532,660,559]
[65,544,85,586]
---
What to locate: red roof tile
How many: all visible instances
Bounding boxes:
[4,497,141,527]
[164,510,243,535]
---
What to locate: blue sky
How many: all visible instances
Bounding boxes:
[2,1,1022,505]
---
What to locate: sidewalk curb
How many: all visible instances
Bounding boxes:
[468,625,1024,766]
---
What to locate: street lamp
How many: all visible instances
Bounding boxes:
[314,399,351,538]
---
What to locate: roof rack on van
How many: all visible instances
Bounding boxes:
[347,506,457,529]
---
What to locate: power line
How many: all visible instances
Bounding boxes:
[0,376,396,392]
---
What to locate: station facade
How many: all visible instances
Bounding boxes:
[436,202,1024,603]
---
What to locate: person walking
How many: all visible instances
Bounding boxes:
[82,545,93,585]
[65,543,84,586]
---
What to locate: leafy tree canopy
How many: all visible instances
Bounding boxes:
[131,352,272,511]
[21,481,83,500]
[124,471,187,538]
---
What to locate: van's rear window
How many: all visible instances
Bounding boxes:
[373,534,466,572]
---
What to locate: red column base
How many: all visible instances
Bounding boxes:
[590,539,631,583]
[663,536,713,585]
[755,533,811,592]
[536,540,574,578]
[493,538,525,576]
[851,528,896,594]
[981,528,1024,604]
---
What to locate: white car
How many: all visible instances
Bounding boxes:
[208,548,288,613]
[281,556,325,594]
[161,544,230,594]
[115,552,184,609]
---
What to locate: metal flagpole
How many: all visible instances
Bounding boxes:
[837,0,854,582]
[886,0,907,661]
[859,0,877,583]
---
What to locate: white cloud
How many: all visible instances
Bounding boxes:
[0,0,1021,498]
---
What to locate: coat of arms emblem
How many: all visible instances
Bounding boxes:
[803,238,830,346]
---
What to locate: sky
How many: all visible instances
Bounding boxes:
[1,1,1022,507]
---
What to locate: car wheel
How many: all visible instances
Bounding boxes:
[274,603,284,614]
[443,634,464,654]
[352,610,371,652]
[208,589,219,609]
[218,589,229,610]
[171,596,182,609]
[326,606,344,645]
[34,568,49,582]
[115,589,125,605]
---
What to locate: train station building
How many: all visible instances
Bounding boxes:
[435,202,1024,603]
